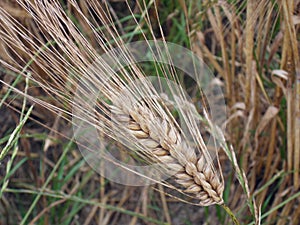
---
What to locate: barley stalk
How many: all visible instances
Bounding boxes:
[0,0,242,223]
[111,93,224,206]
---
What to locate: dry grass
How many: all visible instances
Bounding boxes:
[0,0,299,224]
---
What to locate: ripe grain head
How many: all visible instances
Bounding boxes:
[0,0,226,207]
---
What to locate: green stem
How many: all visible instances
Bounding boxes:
[221,204,240,225]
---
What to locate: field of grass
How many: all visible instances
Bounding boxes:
[0,0,299,224]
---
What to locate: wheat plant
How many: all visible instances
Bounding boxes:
[0,0,299,224]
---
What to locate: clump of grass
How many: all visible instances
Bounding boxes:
[0,0,299,224]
